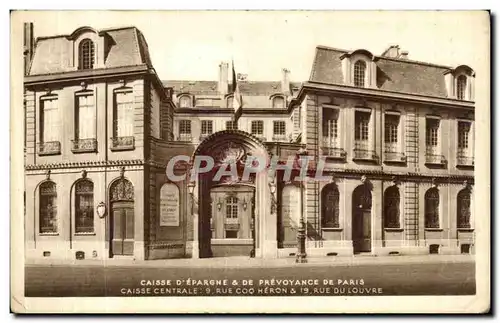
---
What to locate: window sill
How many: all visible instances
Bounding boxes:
[425,228,443,232]
[322,227,343,232]
[38,151,61,156]
[39,232,59,236]
[457,164,474,169]
[384,228,404,232]
[110,146,135,152]
[74,232,96,236]
[72,148,97,154]
[457,228,474,232]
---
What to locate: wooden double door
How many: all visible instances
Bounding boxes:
[111,201,134,256]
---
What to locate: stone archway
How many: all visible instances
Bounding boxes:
[189,130,276,258]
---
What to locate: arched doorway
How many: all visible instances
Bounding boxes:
[352,184,372,253]
[191,130,270,258]
[109,178,134,256]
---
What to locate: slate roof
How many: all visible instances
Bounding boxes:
[28,26,152,75]
[309,45,458,98]
[163,80,302,96]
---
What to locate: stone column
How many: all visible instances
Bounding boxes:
[258,172,277,258]
[191,180,199,259]
[372,179,383,252]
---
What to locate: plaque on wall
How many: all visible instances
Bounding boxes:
[159,183,180,226]
[282,185,300,229]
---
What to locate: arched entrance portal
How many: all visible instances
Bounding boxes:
[190,130,273,258]
[109,178,134,256]
[352,184,372,253]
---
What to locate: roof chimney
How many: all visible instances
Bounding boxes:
[398,50,409,60]
[218,62,229,95]
[381,45,400,58]
[23,22,34,76]
[281,68,290,95]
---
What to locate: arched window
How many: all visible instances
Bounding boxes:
[321,183,340,228]
[226,196,239,219]
[78,39,95,70]
[457,75,467,100]
[179,95,192,108]
[457,188,471,229]
[39,181,57,233]
[272,96,285,109]
[74,180,94,233]
[353,60,366,87]
[384,186,400,228]
[425,188,440,228]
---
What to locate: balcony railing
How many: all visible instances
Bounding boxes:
[272,135,288,142]
[321,146,347,161]
[383,151,407,163]
[110,136,135,151]
[457,154,474,167]
[71,138,97,153]
[353,141,377,162]
[177,134,193,142]
[425,153,447,166]
[252,135,267,142]
[199,133,212,141]
[38,141,61,156]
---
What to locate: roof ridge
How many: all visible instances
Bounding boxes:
[316,44,455,70]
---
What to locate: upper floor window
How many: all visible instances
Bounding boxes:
[457,75,467,100]
[384,114,400,152]
[40,96,60,144]
[75,179,94,234]
[179,120,191,135]
[426,118,440,149]
[273,121,286,136]
[39,181,57,234]
[75,93,96,140]
[323,108,339,147]
[114,91,134,138]
[458,121,471,153]
[353,60,366,87]
[272,96,285,109]
[226,120,238,130]
[179,95,192,108]
[355,111,370,142]
[201,120,213,135]
[78,39,95,70]
[225,196,238,219]
[251,120,264,136]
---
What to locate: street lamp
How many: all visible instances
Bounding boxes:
[188,181,196,196]
[296,148,308,263]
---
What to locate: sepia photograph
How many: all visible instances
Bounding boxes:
[10,9,490,313]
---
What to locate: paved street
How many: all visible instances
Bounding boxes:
[25,259,475,297]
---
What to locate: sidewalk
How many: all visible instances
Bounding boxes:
[25,254,475,268]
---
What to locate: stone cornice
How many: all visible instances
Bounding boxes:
[291,81,475,109]
[25,159,145,170]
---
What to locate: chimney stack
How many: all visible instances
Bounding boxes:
[398,50,409,60]
[23,22,34,76]
[281,68,290,95]
[381,45,400,58]
[218,62,229,95]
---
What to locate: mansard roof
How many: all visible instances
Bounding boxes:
[310,45,474,98]
[163,80,302,96]
[28,26,153,75]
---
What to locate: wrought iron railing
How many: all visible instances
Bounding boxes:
[425,153,447,165]
[353,142,377,161]
[321,146,347,160]
[272,135,288,142]
[71,138,97,153]
[38,141,61,156]
[457,154,474,167]
[110,136,135,151]
[384,151,407,163]
[199,134,212,141]
[177,134,193,142]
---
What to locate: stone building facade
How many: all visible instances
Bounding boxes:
[24,24,475,261]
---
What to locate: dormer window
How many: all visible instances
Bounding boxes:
[272,96,285,109]
[179,95,192,108]
[457,75,467,100]
[78,39,95,70]
[353,60,366,87]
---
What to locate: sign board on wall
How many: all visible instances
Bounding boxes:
[159,183,180,226]
[282,185,300,228]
